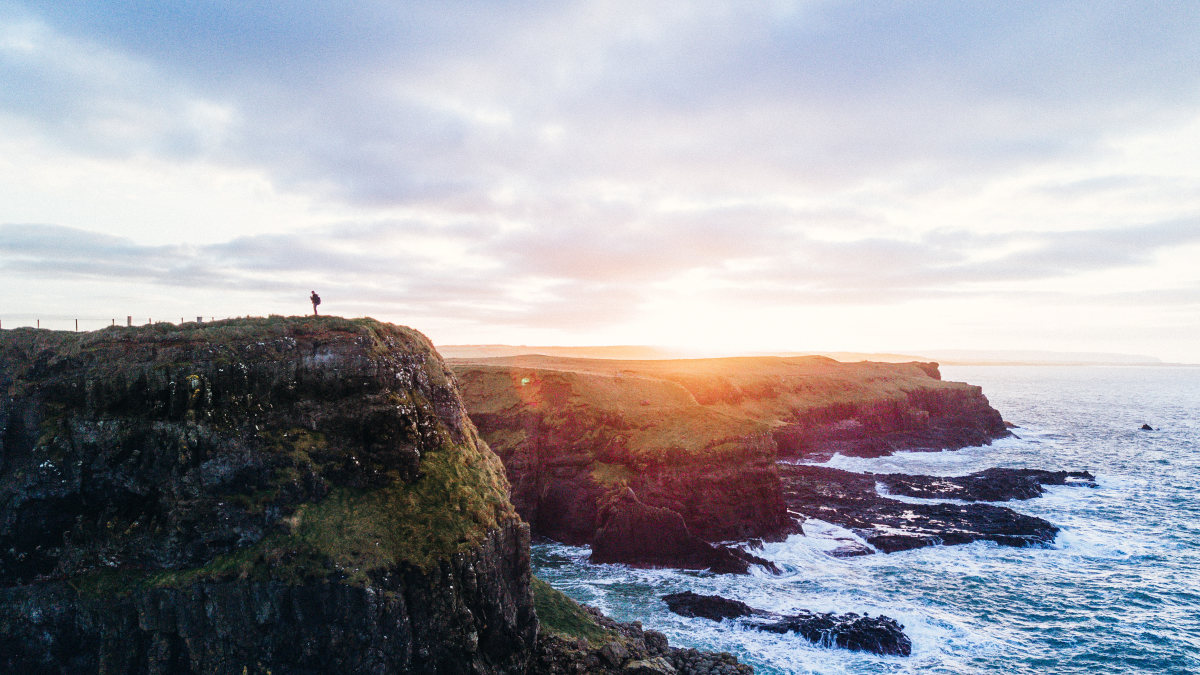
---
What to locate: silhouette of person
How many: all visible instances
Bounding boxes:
[310,291,321,316]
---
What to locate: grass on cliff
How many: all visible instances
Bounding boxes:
[452,355,968,470]
[289,432,514,578]
[0,315,438,366]
[75,432,514,595]
[73,429,515,596]
[532,576,616,647]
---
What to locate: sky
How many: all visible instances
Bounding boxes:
[1,1,1198,362]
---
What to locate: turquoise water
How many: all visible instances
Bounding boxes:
[532,366,1200,674]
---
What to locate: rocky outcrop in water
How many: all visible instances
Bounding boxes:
[662,591,911,657]
[780,464,1095,554]
[0,318,535,673]
[878,468,1097,502]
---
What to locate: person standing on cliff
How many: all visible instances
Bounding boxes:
[310,290,321,316]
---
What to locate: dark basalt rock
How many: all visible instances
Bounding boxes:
[0,521,536,675]
[878,468,1097,502]
[756,613,911,656]
[663,591,765,621]
[663,591,911,657]
[780,465,1071,553]
[590,488,778,574]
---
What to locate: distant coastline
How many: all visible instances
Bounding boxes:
[437,343,1195,367]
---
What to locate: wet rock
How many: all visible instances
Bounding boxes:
[780,464,1074,553]
[663,592,911,657]
[662,591,763,621]
[1141,423,1154,431]
[878,467,1098,502]
[757,612,911,656]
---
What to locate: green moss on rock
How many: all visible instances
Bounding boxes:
[531,576,615,647]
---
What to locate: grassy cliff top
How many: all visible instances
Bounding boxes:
[450,354,978,467]
[450,353,958,412]
[1,315,435,359]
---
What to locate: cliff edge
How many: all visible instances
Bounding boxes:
[0,317,535,674]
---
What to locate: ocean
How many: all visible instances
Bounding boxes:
[531,366,1200,674]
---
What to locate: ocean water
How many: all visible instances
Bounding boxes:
[532,366,1200,674]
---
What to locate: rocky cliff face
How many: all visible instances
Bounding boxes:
[452,360,789,549]
[0,317,535,674]
[770,383,1008,461]
[450,355,1008,568]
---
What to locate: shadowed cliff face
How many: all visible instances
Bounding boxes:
[450,355,1008,563]
[0,317,535,674]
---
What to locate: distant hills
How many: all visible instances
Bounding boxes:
[437,344,681,360]
[437,344,1180,366]
[916,349,1166,366]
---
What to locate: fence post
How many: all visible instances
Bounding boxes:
[75,319,78,332]
[127,316,132,327]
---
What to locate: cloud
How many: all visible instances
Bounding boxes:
[5,216,1196,333]
[3,2,1200,358]
[6,1,1200,212]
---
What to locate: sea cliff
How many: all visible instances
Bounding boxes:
[451,355,1009,567]
[0,318,535,673]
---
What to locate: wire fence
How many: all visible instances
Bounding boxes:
[0,316,229,332]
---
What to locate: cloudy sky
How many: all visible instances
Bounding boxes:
[2,2,1198,361]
